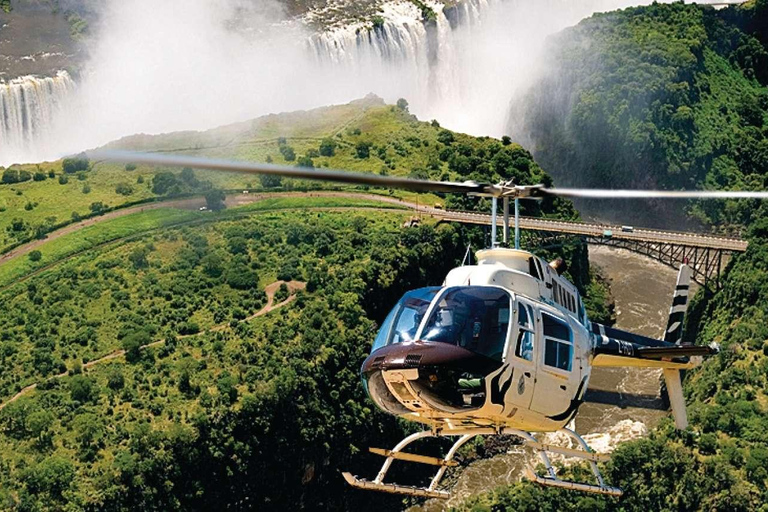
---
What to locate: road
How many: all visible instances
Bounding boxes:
[0,192,747,272]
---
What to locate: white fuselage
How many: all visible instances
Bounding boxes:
[395,249,594,433]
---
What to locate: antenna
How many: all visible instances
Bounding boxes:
[462,244,472,266]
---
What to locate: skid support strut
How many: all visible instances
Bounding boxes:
[342,427,622,499]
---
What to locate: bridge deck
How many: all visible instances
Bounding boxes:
[429,210,747,252]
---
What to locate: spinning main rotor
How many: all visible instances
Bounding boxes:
[94,150,768,201]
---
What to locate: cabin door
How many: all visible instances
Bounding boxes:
[530,310,582,420]
[497,298,538,410]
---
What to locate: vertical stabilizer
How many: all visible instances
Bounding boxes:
[663,369,688,429]
[664,264,691,345]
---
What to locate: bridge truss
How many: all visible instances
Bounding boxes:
[523,231,734,291]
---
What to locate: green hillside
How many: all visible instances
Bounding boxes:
[511,1,768,231]
[0,96,573,254]
[0,98,613,510]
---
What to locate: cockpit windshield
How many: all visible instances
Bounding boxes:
[421,287,511,361]
[372,287,441,352]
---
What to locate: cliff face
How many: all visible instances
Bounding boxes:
[507,2,768,231]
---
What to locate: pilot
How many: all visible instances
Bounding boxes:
[402,311,424,342]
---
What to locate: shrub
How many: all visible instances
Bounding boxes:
[125,163,137,171]
[259,174,282,189]
[62,153,89,174]
[58,175,69,185]
[279,145,296,162]
[297,156,314,168]
[319,138,336,157]
[28,250,42,262]
[437,129,455,145]
[115,183,133,196]
[69,375,96,402]
[205,189,226,211]
[355,141,372,159]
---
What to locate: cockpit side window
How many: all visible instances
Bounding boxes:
[421,287,511,361]
[542,312,573,372]
[515,302,535,362]
[372,287,440,351]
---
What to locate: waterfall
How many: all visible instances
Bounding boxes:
[0,71,75,165]
[305,0,494,129]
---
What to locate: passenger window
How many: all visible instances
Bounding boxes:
[528,258,541,280]
[542,313,572,371]
[515,303,535,362]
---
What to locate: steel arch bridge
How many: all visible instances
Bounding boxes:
[426,209,746,290]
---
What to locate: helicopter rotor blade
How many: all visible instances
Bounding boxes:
[541,188,768,200]
[91,150,497,196]
[93,150,768,201]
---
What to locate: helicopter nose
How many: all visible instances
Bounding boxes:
[362,342,503,415]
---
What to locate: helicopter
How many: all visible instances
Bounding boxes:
[96,150,767,499]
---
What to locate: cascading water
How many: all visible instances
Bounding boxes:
[0,71,74,165]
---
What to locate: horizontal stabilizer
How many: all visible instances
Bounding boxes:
[637,345,718,359]
[591,322,668,348]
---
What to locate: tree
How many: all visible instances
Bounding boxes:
[355,141,372,159]
[259,174,282,188]
[115,183,133,196]
[296,156,314,168]
[225,263,258,290]
[89,201,106,215]
[107,368,125,391]
[33,172,46,182]
[2,169,19,184]
[128,246,150,270]
[437,129,455,145]
[58,175,68,185]
[205,189,226,211]
[319,138,337,157]
[28,250,41,262]
[201,252,224,278]
[152,172,181,195]
[62,153,89,174]
[69,375,96,402]
[122,330,150,363]
[396,98,409,111]
[280,145,296,162]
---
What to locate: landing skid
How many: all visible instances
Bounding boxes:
[342,427,622,499]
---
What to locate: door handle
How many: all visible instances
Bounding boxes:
[524,372,531,378]
[560,385,567,391]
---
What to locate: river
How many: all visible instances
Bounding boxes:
[408,245,686,511]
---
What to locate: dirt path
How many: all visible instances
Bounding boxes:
[0,191,430,268]
[0,197,207,265]
[0,280,306,411]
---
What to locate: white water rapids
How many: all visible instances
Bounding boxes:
[0,0,725,166]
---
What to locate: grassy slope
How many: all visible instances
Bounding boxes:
[0,97,478,251]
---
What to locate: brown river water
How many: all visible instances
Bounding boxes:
[408,245,687,511]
